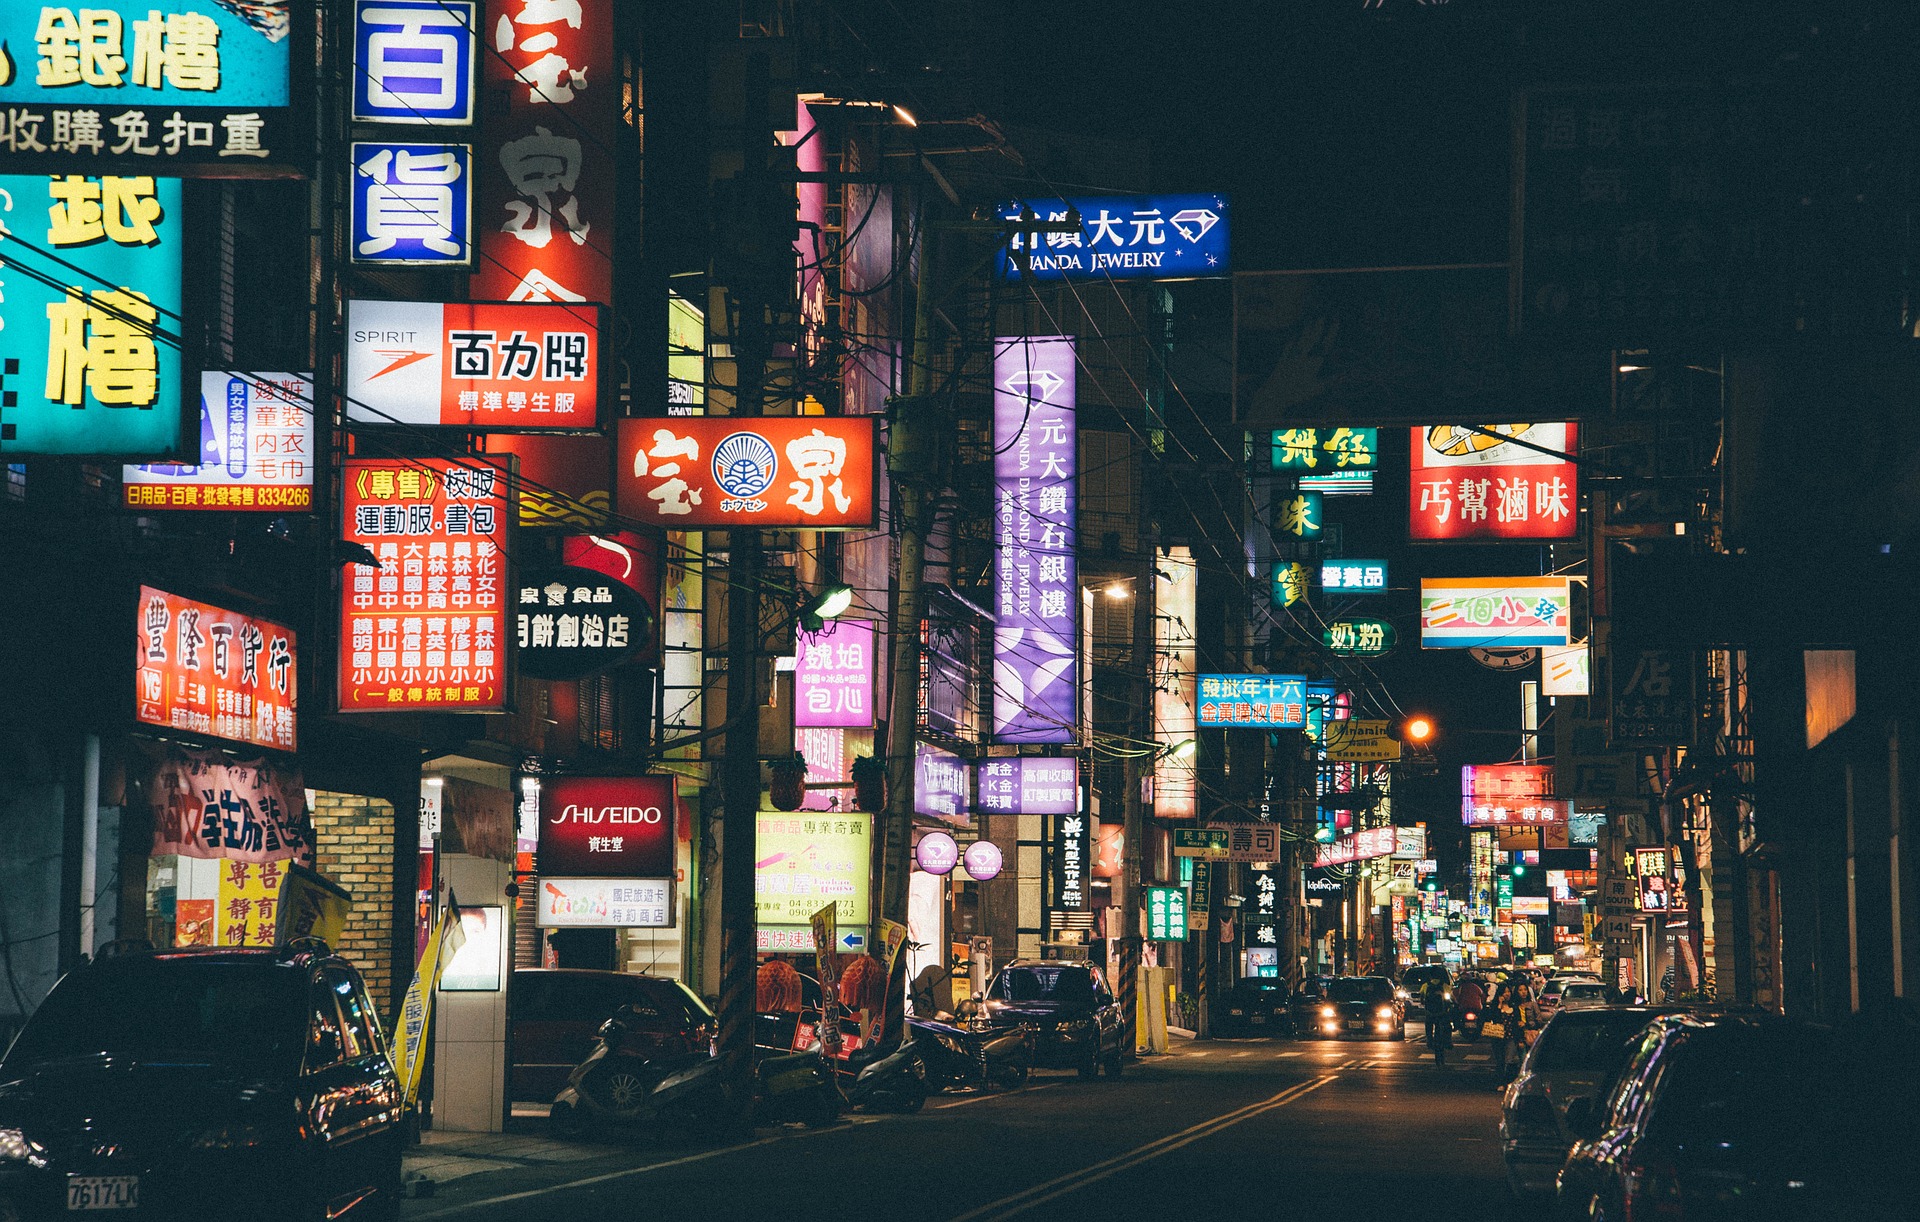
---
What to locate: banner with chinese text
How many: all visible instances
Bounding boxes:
[1420,577,1572,649]
[615,415,879,530]
[1410,424,1578,541]
[794,619,874,729]
[143,746,313,865]
[339,458,509,712]
[136,585,297,749]
[993,336,1077,744]
[123,372,313,510]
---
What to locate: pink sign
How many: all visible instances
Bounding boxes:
[915,831,958,875]
[794,619,874,729]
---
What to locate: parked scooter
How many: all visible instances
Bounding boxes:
[840,1039,928,1113]
[552,1010,841,1136]
[907,1013,1033,1092]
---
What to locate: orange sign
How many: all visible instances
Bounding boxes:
[136,587,297,751]
[615,416,879,529]
[338,458,510,712]
[344,300,605,429]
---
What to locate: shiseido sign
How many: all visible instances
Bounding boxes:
[537,775,676,878]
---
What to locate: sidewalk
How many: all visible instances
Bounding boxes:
[403,1111,612,1191]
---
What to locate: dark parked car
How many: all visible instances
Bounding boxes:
[1309,976,1405,1041]
[509,968,715,1103]
[1286,975,1333,1037]
[1398,964,1452,1015]
[0,944,403,1221]
[1556,1013,1915,1220]
[1499,1005,1690,1198]
[1215,977,1288,1037]
[980,961,1126,1077]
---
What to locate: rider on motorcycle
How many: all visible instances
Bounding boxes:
[1422,978,1454,1065]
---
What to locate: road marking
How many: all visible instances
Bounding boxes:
[1277,1050,1302,1058]
[406,1133,793,1218]
[947,1076,1335,1222]
[933,1083,1059,1110]
[1232,1051,1251,1058]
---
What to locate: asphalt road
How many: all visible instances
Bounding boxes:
[403,1025,1510,1222]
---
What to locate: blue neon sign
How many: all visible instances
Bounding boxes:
[1000,193,1229,282]
[352,0,477,126]
[1321,560,1388,593]
[1197,674,1307,729]
[349,142,472,265]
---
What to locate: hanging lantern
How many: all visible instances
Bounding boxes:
[768,751,808,811]
[851,755,887,814]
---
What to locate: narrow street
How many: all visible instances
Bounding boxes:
[406,1027,1507,1222]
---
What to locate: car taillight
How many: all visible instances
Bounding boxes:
[1624,1157,1685,1220]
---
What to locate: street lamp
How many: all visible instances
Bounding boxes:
[799,582,854,633]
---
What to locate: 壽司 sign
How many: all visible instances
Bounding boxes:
[616,416,879,530]
[136,586,296,751]
[537,775,675,879]
[338,459,508,712]
[0,2,297,174]
[344,299,603,429]
[513,565,653,681]
[352,0,477,126]
[1420,577,1572,649]
[1410,424,1578,542]
[1197,674,1307,728]
[0,174,186,456]
[123,372,313,511]
[1000,194,1229,282]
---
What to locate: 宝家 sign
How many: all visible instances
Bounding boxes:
[536,878,671,928]
[1000,193,1229,282]
[350,142,472,265]
[993,336,1077,744]
[536,775,675,880]
[344,299,603,429]
[0,2,296,173]
[1420,577,1572,649]
[1273,427,1377,471]
[0,174,184,455]
[338,459,508,712]
[513,565,652,681]
[794,619,874,729]
[1197,674,1307,728]
[136,586,296,750]
[1147,886,1189,941]
[975,757,1078,816]
[913,743,968,823]
[1409,424,1578,542]
[352,1,476,125]
[1320,560,1387,593]
[1323,719,1401,762]
[1323,619,1396,657]
[755,812,871,950]
[1462,799,1572,827]
[472,0,615,304]
[1054,813,1091,910]
[616,415,879,530]
[123,372,313,510]
[144,746,312,865]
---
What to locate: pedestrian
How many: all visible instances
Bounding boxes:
[1489,974,1534,1085]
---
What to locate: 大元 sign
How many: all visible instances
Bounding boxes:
[0,174,184,455]
[136,586,296,751]
[616,415,879,530]
[0,2,296,173]
[536,775,675,879]
[338,459,508,712]
[993,336,1078,744]
[1409,424,1578,542]
[1000,193,1228,282]
[344,299,603,429]
[1420,577,1572,649]
[1197,674,1307,728]
[123,372,313,510]
[513,565,652,681]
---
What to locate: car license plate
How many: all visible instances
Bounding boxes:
[1249,1015,1265,1024]
[1346,1020,1365,1029]
[67,1175,139,1211]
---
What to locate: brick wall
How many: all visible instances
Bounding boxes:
[311,791,397,1015]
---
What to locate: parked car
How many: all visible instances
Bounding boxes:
[0,943,403,1221]
[1215,977,1288,1037]
[1397,964,1452,1015]
[1309,976,1404,1041]
[1554,981,1610,1012]
[1535,973,1601,1022]
[1555,1013,1915,1220]
[510,968,715,1103]
[1499,1005,1690,1198]
[980,961,1126,1077]
[1286,975,1333,1037]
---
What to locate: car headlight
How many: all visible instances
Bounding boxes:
[190,1124,272,1151]
[1321,1005,1335,1018]
[1395,988,1409,1000]
[1376,1006,1395,1019]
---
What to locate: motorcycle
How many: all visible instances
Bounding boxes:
[840,1039,928,1113]
[907,1013,1033,1092]
[552,1011,841,1136]
[1457,1009,1483,1042]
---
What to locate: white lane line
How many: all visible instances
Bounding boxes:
[406,1133,792,1218]
[1277,1051,1302,1058]
[932,1083,1059,1110]
[947,1076,1335,1222]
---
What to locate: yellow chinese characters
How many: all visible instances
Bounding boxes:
[45,286,159,407]
[47,174,164,246]
[35,6,222,93]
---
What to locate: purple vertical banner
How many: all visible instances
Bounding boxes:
[914,742,970,825]
[793,619,875,728]
[993,336,1078,743]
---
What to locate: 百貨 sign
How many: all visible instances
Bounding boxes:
[352,1,476,126]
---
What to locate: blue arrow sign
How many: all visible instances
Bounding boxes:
[840,932,866,951]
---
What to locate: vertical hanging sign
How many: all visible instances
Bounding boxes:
[993,336,1077,744]
[471,0,616,305]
